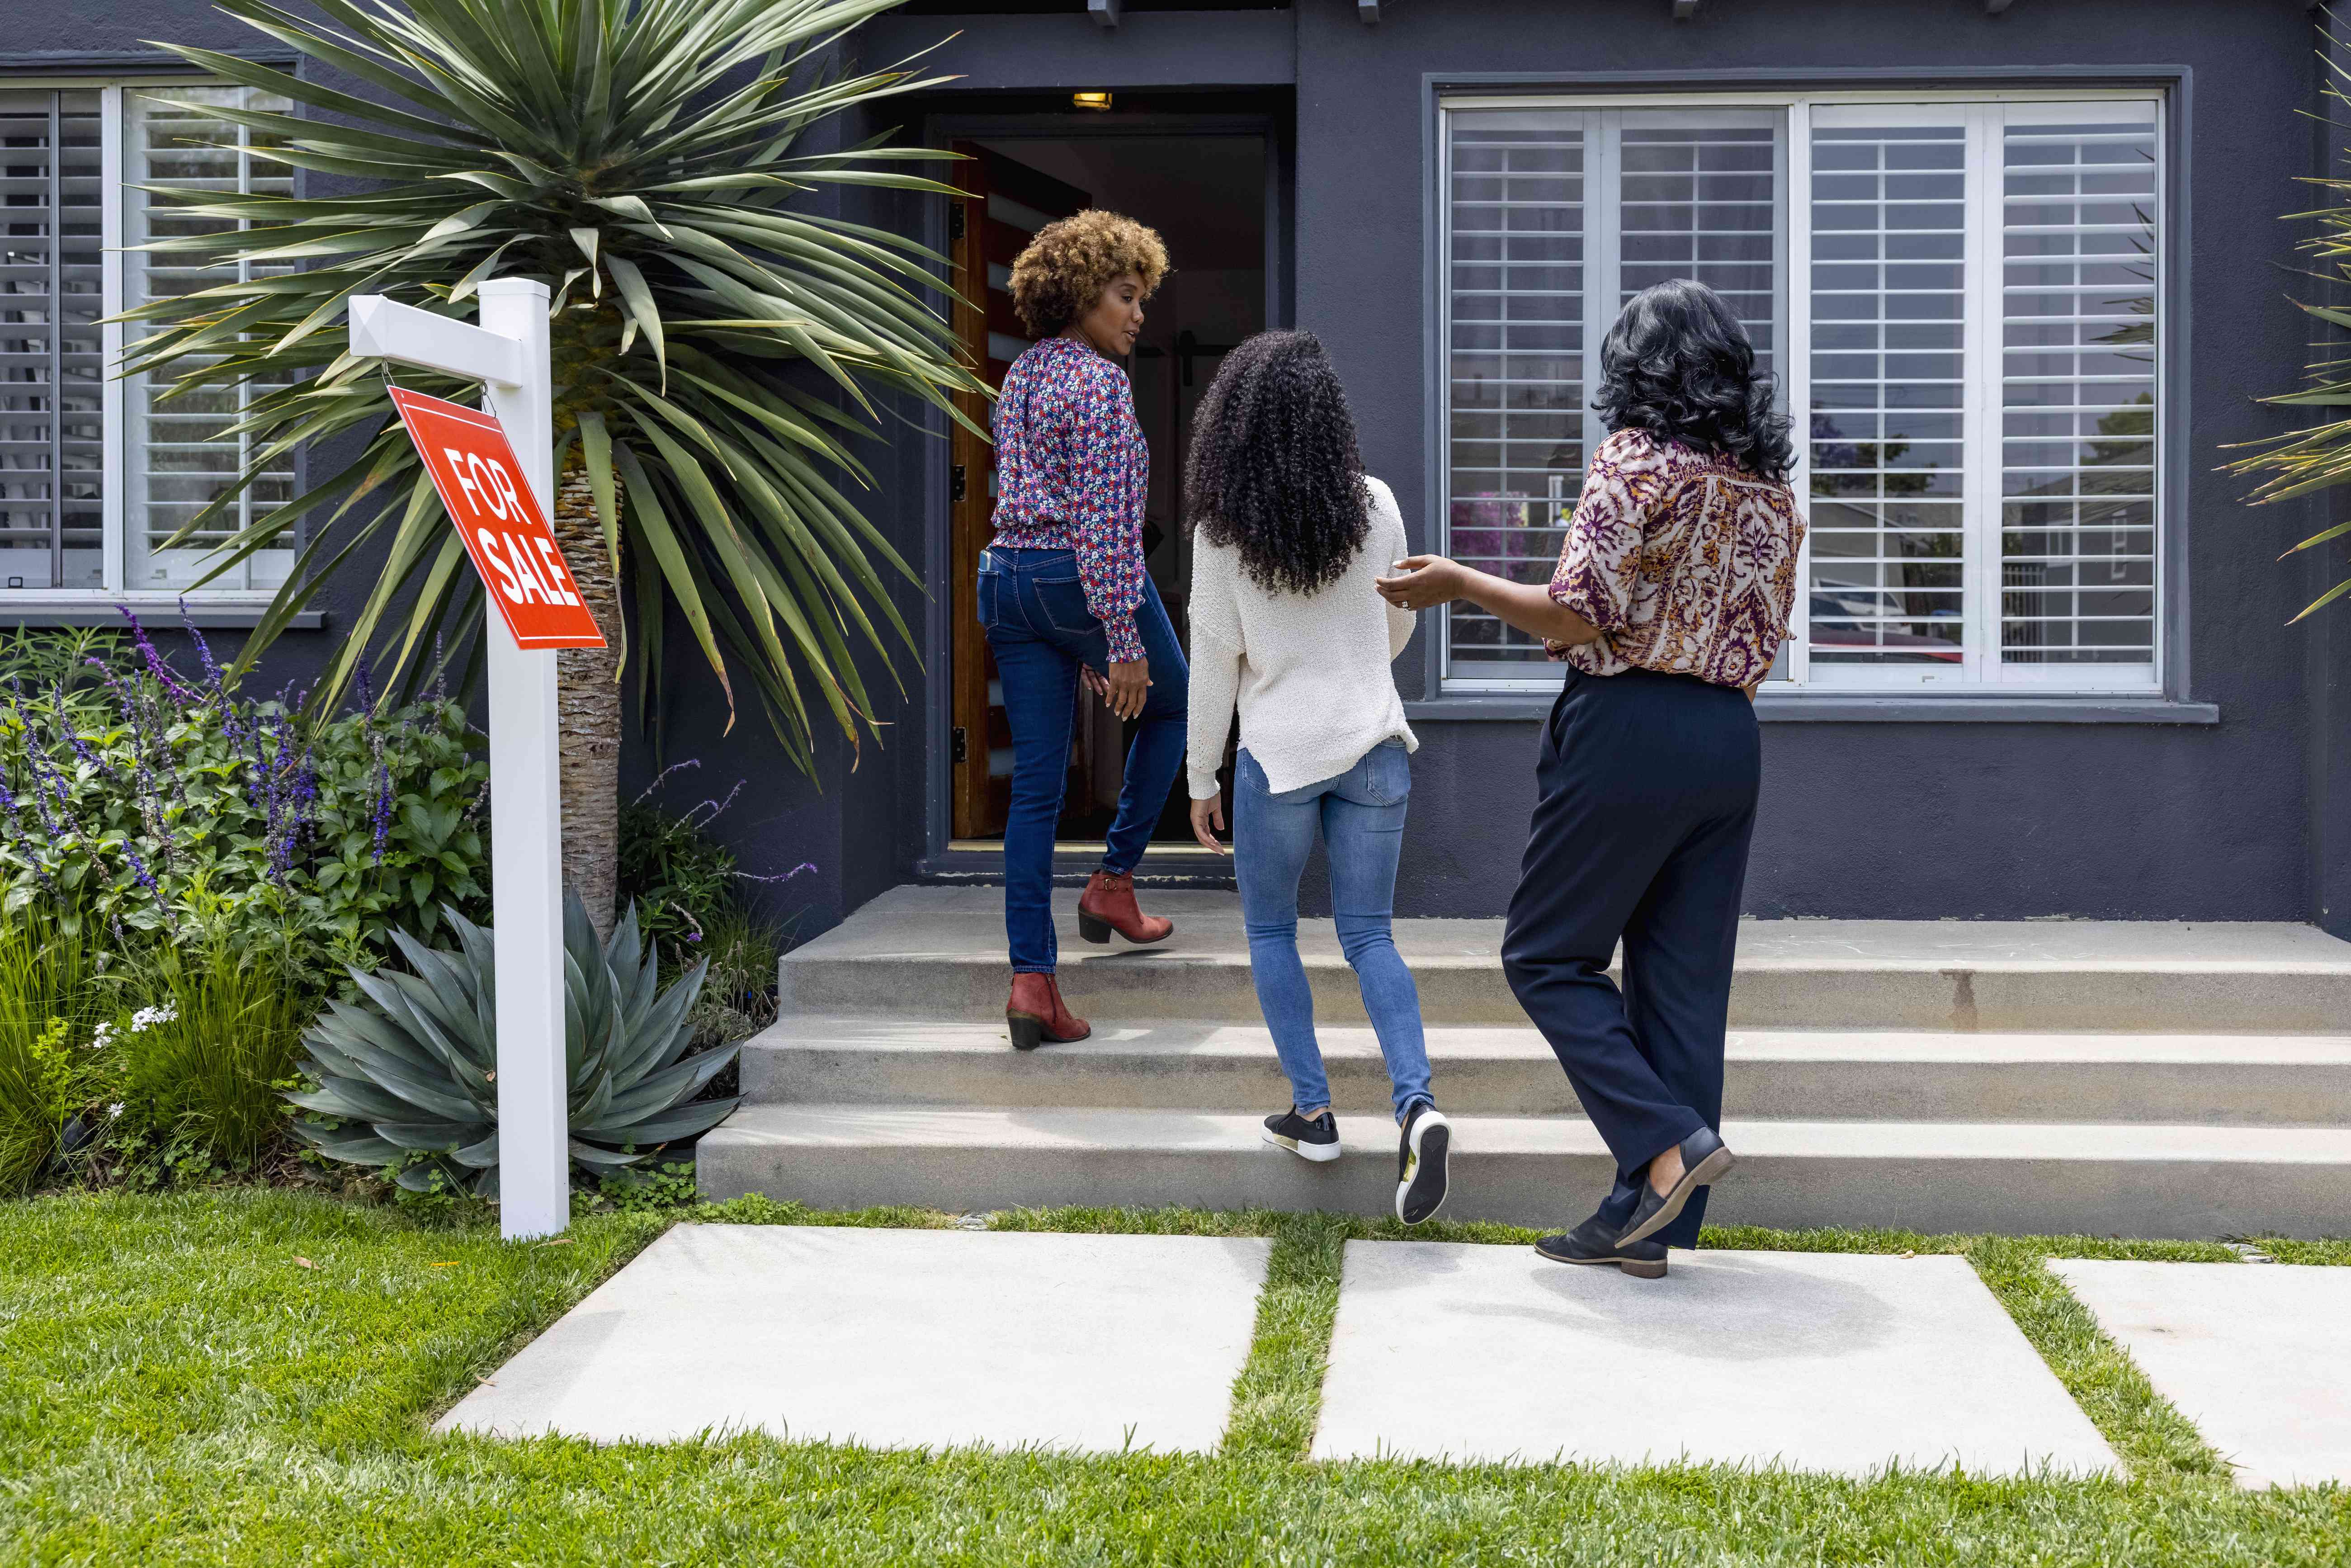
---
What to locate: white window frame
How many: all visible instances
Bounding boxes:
[0,76,284,612]
[1436,87,2168,698]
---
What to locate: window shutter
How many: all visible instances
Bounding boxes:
[1443,110,1588,680]
[1997,107,2159,677]
[125,87,296,594]
[0,90,104,590]
[1804,109,1969,675]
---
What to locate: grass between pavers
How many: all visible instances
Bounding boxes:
[1,1190,2346,1568]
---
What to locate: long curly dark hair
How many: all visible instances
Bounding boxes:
[1184,330,1370,596]
[1594,278,1795,482]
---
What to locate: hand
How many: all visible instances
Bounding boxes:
[1189,793,1228,855]
[1103,658,1149,721]
[1376,555,1471,612]
[1079,666,1110,702]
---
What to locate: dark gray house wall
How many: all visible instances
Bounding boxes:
[856,1,2342,931]
[10,2,2342,941]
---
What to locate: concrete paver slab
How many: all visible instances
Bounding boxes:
[438,1225,1270,1455]
[1314,1242,2115,1478]
[2051,1260,2351,1489]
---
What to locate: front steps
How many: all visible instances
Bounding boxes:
[699,887,2351,1237]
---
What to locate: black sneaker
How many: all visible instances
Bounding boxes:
[1262,1107,1341,1164]
[1396,1102,1451,1224]
[1536,1211,1668,1279]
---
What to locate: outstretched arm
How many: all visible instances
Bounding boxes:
[1375,555,1603,647]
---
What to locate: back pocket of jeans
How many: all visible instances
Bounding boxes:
[1360,739,1411,806]
[1033,574,1095,636]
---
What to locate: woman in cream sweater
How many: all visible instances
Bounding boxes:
[1183,330,1449,1225]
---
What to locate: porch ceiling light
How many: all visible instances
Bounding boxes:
[1072,90,1114,112]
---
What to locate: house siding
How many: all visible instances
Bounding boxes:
[15,2,2339,939]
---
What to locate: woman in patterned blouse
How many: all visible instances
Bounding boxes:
[1378,279,1803,1280]
[982,210,1189,1049]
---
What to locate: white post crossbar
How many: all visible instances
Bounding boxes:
[349,280,569,1241]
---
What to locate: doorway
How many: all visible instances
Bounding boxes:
[945,130,1270,853]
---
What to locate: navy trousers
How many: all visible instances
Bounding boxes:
[1501,666,1760,1249]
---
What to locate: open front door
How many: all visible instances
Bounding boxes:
[947,144,1092,840]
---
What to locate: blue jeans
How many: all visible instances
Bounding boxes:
[1232,740,1433,1123]
[980,546,1187,974]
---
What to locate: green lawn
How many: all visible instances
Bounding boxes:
[1,1190,2346,1566]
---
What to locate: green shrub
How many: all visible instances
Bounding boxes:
[113,933,313,1176]
[0,902,109,1195]
[618,762,807,1045]
[0,620,489,980]
[288,892,741,1196]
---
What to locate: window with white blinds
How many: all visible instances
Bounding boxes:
[1438,93,2164,696]
[0,81,292,604]
[0,90,103,591]
[1443,106,1783,683]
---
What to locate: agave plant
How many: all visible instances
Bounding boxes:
[126,0,986,929]
[290,889,739,1195]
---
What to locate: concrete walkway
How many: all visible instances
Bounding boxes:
[2053,1260,2351,1489]
[439,1226,1269,1455]
[424,1223,2351,1484]
[1315,1242,2114,1478]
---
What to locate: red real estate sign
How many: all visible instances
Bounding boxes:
[387,386,606,650]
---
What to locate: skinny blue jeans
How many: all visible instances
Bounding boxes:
[1232,741,1433,1123]
[979,546,1187,974]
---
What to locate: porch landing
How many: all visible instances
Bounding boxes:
[700,889,2351,1237]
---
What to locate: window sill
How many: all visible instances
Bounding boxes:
[0,600,324,631]
[1407,693,2220,725]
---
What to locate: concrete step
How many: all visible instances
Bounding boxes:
[782,887,2351,1034]
[739,1016,2351,1127]
[697,1104,2351,1240]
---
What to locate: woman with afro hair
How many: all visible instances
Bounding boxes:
[1378,279,1804,1279]
[982,208,1187,1050]
[1181,330,1452,1226]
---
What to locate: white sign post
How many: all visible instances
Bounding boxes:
[349,279,569,1241]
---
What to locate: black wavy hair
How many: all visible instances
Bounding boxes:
[1183,330,1370,597]
[1593,278,1795,482]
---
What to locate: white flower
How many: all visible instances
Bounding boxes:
[129,1005,178,1034]
[89,1020,115,1050]
[107,1102,125,1119]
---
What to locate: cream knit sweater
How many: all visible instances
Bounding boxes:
[1186,476,1419,800]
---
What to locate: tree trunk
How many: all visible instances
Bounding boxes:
[550,453,623,939]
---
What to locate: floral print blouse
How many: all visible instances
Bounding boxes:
[989,336,1151,663]
[1546,428,1805,690]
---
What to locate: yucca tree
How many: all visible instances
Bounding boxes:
[124,0,983,932]
[2228,24,2351,623]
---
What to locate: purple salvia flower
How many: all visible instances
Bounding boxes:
[51,686,103,775]
[685,779,746,831]
[630,757,702,806]
[431,633,448,705]
[116,607,195,704]
[737,861,819,887]
[354,659,374,718]
[368,730,393,866]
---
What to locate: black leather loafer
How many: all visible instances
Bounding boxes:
[1534,1213,1668,1279]
[1614,1125,1736,1248]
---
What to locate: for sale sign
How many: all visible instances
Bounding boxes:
[387,387,607,650]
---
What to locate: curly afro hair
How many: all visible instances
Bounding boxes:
[1006,209,1169,337]
[1184,330,1371,598]
[1593,278,1795,482]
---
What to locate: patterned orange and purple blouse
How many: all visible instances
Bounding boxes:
[1544,427,1805,690]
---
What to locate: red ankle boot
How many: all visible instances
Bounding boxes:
[1007,972,1090,1051]
[1076,869,1174,946]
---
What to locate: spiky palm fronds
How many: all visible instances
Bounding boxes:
[2226,24,2351,623]
[124,0,983,761]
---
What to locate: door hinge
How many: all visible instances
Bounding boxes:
[952,725,969,764]
[950,464,968,504]
[949,202,967,243]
